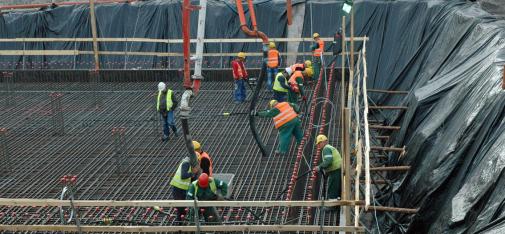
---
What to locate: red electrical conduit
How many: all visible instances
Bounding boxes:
[285,64,329,202]
[0,0,137,10]
[306,63,335,221]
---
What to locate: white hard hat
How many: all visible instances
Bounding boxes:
[158,82,166,92]
[285,67,293,75]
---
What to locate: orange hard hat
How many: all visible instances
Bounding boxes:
[198,173,209,188]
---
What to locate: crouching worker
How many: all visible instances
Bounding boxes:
[186,173,228,224]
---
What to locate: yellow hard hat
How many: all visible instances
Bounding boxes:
[269,41,276,49]
[313,33,320,38]
[237,52,246,58]
[269,100,278,108]
[316,135,328,144]
[192,141,201,151]
[304,60,312,67]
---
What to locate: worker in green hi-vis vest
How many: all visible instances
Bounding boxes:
[313,134,342,212]
[186,173,228,224]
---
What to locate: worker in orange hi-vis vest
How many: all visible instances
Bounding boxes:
[266,42,281,91]
[231,52,248,104]
[310,32,325,81]
[253,100,303,156]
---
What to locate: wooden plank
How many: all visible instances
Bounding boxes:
[0,198,363,207]
[364,205,418,214]
[89,0,100,70]
[369,125,401,130]
[0,50,343,57]
[0,225,365,232]
[369,106,408,110]
[343,108,352,228]
[0,50,78,56]
[362,39,371,209]
[369,166,410,172]
[367,89,409,94]
[371,146,405,153]
[0,37,369,44]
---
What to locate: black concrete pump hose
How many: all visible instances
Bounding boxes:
[249,45,268,157]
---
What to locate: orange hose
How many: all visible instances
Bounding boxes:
[287,0,293,25]
[247,0,258,31]
[235,0,269,44]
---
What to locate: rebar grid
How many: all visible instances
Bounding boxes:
[0,79,346,232]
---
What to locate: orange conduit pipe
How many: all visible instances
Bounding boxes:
[0,0,137,10]
[287,0,293,25]
[235,0,268,44]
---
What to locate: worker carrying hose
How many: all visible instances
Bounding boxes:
[232,52,248,104]
[313,134,342,212]
[310,33,325,81]
[193,141,213,176]
[253,100,303,156]
[156,82,178,142]
[169,157,200,224]
[186,173,228,224]
[266,42,281,91]
[288,64,306,104]
[272,67,292,102]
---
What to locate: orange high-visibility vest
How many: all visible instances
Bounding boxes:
[267,49,279,68]
[291,63,304,72]
[289,71,303,93]
[313,39,324,57]
[198,151,213,177]
[273,102,298,129]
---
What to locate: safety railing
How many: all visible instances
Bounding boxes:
[0,37,368,70]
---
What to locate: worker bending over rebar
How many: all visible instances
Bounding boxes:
[272,67,292,102]
[170,157,201,224]
[186,173,228,224]
[254,100,303,156]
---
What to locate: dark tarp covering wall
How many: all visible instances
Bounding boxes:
[1,0,505,233]
[0,0,289,69]
[347,0,505,233]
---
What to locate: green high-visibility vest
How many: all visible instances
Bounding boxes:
[323,144,342,173]
[192,178,218,197]
[170,157,192,190]
[157,90,173,111]
[273,72,288,93]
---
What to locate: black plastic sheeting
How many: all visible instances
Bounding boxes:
[347,0,505,233]
[0,0,291,70]
[1,0,505,233]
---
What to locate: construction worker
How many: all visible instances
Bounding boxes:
[186,173,228,223]
[303,60,313,80]
[254,100,303,156]
[332,28,342,56]
[288,65,306,104]
[313,134,342,212]
[272,67,292,102]
[170,157,200,224]
[310,33,324,81]
[266,42,281,91]
[193,141,213,176]
[231,52,248,104]
[156,82,178,141]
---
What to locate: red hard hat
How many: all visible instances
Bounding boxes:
[198,173,209,188]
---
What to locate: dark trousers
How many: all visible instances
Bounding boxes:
[273,90,287,102]
[161,111,177,137]
[326,169,341,199]
[172,186,187,224]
